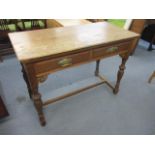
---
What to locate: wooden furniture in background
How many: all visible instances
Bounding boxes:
[87,19,106,22]
[0,19,18,59]
[148,71,155,83]
[147,32,155,51]
[129,19,155,52]
[0,19,47,60]
[9,22,139,126]
[0,96,9,119]
[46,19,91,28]
[0,81,9,119]
[129,19,146,34]
[19,19,47,30]
[141,20,155,51]
[127,19,146,54]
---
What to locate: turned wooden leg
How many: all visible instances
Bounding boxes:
[21,64,32,99]
[148,71,155,83]
[23,64,46,126]
[32,90,46,126]
[113,53,129,94]
[95,60,100,76]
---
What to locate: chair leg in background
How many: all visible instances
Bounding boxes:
[148,71,155,83]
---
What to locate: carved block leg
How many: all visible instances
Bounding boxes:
[23,64,46,126]
[95,60,100,76]
[113,53,129,94]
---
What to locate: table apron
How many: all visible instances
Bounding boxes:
[33,41,131,77]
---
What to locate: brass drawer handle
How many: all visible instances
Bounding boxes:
[107,46,118,52]
[58,58,72,67]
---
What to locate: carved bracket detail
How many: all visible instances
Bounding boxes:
[38,75,48,83]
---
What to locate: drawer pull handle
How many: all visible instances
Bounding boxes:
[58,58,72,67]
[107,46,118,52]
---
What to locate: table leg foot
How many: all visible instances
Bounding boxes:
[113,88,119,94]
[39,114,46,126]
[32,93,46,126]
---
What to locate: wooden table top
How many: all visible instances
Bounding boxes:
[9,22,139,63]
[47,19,91,27]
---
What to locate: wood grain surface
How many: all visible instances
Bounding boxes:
[46,19,91,28]
[9,22,139,63]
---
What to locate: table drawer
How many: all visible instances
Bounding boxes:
[92,41,131,59]
[34,51,90,75]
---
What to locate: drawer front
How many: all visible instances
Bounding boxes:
[92,41,131,59]
[34,51,90,75]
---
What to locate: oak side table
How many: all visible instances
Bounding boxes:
[9,22,139,126]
